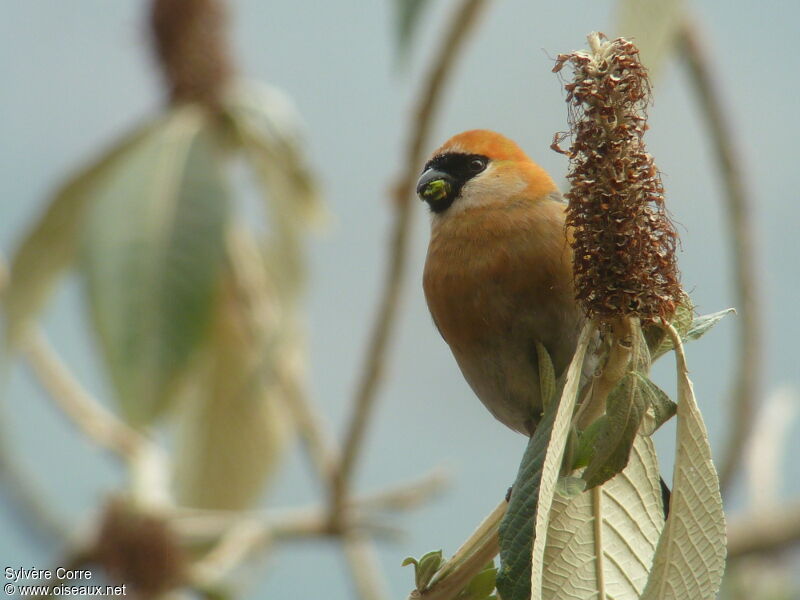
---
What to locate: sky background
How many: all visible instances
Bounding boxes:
[1,1,799,598]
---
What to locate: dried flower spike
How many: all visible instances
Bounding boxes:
[553,32,681,321]
[150,0,233,107]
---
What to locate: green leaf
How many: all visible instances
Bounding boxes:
[645,296,693,361]
[542,436,665,599]
[639,377,677,436]
[497,324,593,600]
[3,121,157,345]
[535,341,556,410]
[582,371,648,489]
[555,476,586,499]
[403,550,445,590]
[395,0,436,61]
[457,562,497,600]
[496,410,554,600]
[686,308,735,341]
[640,328,726,600]
[81,107,229,426]
[573,417,605,470]
[530,324,595,600]
[174,225,293,509]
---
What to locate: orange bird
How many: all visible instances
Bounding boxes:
[418,130,587,436]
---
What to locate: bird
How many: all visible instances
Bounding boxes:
[417,129,587,437]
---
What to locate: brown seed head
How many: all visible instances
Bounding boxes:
[150,0,233,107]
[553,33,681,321]
[95,498,186,596]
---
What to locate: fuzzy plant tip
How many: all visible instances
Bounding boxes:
[553,32,681,322]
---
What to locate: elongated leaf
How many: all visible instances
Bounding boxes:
[639,377,677,436]
[174,226,292,509]
[81,107,229,426]
[496,324,593,600]
[640,327,726,600]
[223,82,323,303]
[395,0,436,60]
[645,297,692,361]
[582,371,648,488]
[496,410,554,600]
[543,436,665,599]
[616,0,685,78]
[3,121,157,345]
[650,306,732,361]
[686,308,735,341]
[535,342,556,409]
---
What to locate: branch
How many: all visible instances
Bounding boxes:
[331,0,489,524]
[20,328,170,505]
[727,498,800,559]
[677,18,762,495]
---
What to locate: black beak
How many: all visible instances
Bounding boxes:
[416,168,455,210]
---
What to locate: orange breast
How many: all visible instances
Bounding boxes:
[423,199,576,362]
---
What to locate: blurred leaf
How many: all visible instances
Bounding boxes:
[498,325,592,600]
[543,436,665,599]
[81,107,229,426]
[615,0,685,79]
[582,371,647,489]
[3,121,157,345]
[640,333,726,600]
[174,225,293,509]
[395,0,436,62]
[223,82,323,303]
[535,341,556,410]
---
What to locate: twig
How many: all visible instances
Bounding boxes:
[727,498,800,559]
[20,328,170,505]
[342,532,392,600]
[277,364,340,486]
[677,18,761,495]
[355,467,448,512]
[331,0,490,524]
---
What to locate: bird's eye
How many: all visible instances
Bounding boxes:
[469,157,487,173]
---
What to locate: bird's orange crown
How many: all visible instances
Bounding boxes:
[431,129,558,200]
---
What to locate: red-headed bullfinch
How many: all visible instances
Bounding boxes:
[418,130,588,436]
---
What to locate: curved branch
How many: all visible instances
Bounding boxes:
[330,0,490,522]
[677,19,762,495]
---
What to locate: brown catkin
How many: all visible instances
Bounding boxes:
[150,0,233,107]
[95,498,186,596]
[553,33,681,321]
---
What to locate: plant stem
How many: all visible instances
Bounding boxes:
[727,498,800,559]
[677,18,761,496]
[330,0,489,527]
[409,499,507,600]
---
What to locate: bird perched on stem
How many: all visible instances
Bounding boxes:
[418,130,587,436]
